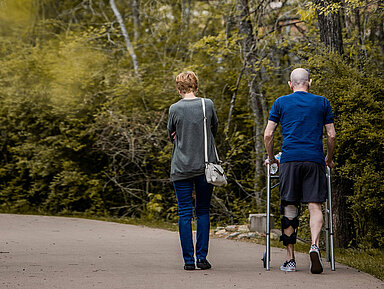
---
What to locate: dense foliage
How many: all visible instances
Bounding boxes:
[0,0,383,248]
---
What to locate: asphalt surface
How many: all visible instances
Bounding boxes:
[0,214,383,289]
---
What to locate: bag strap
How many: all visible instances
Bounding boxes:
[201,98,220,164]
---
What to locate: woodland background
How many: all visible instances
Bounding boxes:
[0,0,383,249]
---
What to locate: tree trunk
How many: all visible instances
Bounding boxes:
[314,0,347,248]
[226,62,245,133]
[110,0,139,76]
[314,0,344,54]
[332,176,355,247]
[225,14,236,40]
[238,0,253,55]
[132,0,140,42]
[237,0,268,208]
[376,0,384,55]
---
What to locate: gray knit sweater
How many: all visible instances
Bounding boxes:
[167,98,219,182]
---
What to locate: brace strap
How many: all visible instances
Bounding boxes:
[281,216,299,229]
[280,232,297,246]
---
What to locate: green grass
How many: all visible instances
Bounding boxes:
[334,248,384,281]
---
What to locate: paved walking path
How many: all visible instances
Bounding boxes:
[0,214,382,289]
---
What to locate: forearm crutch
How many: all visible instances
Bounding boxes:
[262,164,279,271]
[325,166,336,271]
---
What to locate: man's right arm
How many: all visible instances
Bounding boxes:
[325,123,336,168]
[264,120,278,165]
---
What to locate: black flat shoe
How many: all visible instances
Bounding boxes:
[197,259,211,270]
[184,263,195,270]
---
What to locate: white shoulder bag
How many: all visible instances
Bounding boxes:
[202,98,227,186]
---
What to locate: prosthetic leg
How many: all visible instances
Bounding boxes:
[262,165,336,271]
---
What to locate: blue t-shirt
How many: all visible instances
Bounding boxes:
[268,91,334,165]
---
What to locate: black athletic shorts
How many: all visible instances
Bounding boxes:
[279,161,327,203]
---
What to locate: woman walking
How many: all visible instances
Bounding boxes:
[167,71,218,270]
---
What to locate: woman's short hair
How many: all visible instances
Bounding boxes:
[176,71,199,94]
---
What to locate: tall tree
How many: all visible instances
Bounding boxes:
[237,0,260,206]
[132,0,140,41]
[314,0,344,54]
[110,0,139,75]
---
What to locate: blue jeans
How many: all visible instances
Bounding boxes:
[173,174,213,264]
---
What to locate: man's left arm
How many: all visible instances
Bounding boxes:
[264,120,278,165]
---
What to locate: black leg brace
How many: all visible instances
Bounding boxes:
[280,202,300,246]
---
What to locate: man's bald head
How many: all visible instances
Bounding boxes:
[290,68,309,84]
[288,68,311,92]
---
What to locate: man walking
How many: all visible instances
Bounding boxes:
[264,68,336,274]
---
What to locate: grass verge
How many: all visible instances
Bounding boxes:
[334,248,384,281]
